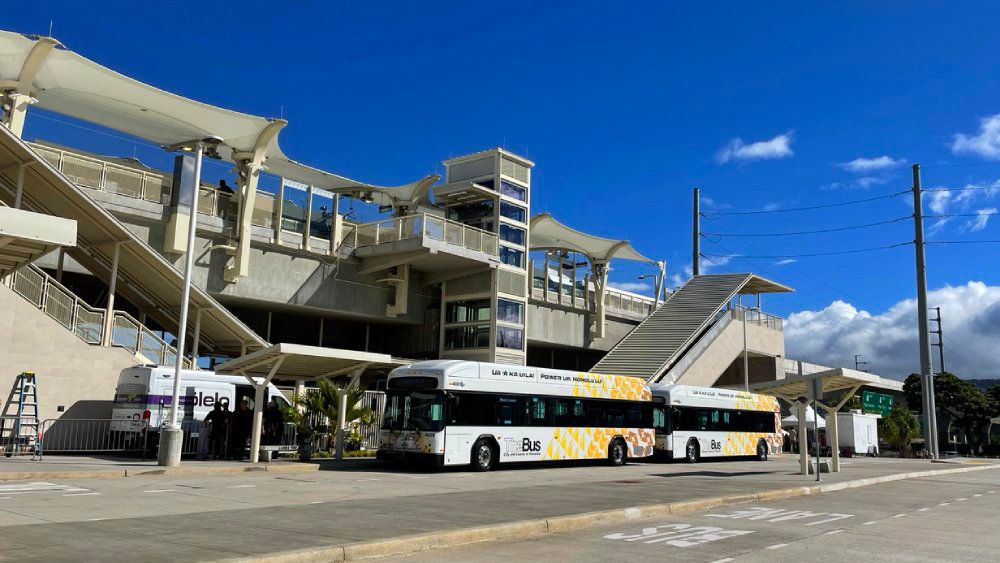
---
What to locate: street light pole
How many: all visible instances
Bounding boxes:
[158,137,217,467]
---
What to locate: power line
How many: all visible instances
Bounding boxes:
[701,190,910,216]
[926,240,1000,245]
[923,186,999,193]
[925,212,999,218]
[701,215,911,238]
[701,241,911,260]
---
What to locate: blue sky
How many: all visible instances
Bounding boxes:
[9,2,1000,377]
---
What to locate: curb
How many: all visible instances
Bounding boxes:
[0,462,318,482]
[232,462,1000,562]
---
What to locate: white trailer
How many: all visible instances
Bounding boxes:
[836,411,879,456]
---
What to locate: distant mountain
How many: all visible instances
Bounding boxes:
[966,378,1000,392]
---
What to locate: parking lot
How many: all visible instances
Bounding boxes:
[0,456,992,561]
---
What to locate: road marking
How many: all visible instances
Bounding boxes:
[988,490,996,494]
[143,489,175,493]
[86,518,108,521]
[710,559,735,563]
[956,497,968,501]
[825,529,844,535]
[63,488,90,492]
[0,482,69,493]
[296,482,317,485]
[892,514,906,518]
[973,494,982,497]
[226,484,255,489]
[0,496,10,500]
[862,521,877,525]
[605,523,753,548]
[938,502,951,506]
[917,508,930,512]
[767,543,788,549]
[64,492,100,497]
[309,501,323,504]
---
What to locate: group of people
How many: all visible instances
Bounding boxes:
[201,398,285,460]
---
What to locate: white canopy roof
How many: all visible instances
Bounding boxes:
[0,31,433,194]
[528,212,655,264]
[781,406,826,428]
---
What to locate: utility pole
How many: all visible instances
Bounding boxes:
[930,306,945,374]
[854,354,870,373]
[692,187,701,277]
[911,164,939,459]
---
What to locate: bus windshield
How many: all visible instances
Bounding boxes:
[382,390,445,432]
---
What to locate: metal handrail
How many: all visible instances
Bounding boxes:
[27,142,170,204]
[348,213,500,257]
[111,310,191,368]
[731,306,784,331]
[11,264,107,345]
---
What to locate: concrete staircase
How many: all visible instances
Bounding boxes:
[591,274,755,381]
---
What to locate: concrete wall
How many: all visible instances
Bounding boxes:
[673,320,785,388]
[0,282,138,422]
[526,302,639,352]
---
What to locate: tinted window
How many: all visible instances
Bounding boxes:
[499,201,527,223]
[499,180,526,202]
[499,224,526,246]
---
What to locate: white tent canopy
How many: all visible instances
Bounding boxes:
[781,406,826,429]
[528,212,654,263]
[0,31,433,194]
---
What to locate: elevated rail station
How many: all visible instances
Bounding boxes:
[0,27,891,464]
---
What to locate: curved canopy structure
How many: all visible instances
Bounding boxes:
[529,212,654,263]
[0,31,432,193]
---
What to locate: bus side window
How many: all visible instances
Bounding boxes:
[652,406,666,431]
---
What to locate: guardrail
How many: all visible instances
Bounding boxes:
[11,264,106,344]
[529,268,657,319]
[347,214,500,257]
[731,306,783,331]
[9,264,190,366]
[28,142,171,204]
[38,418,149,454]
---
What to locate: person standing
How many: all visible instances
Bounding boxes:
[204,402,228,460]
[229,399,252,460]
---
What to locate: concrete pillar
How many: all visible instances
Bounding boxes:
[828,408,840,472]
[55,247,65,283]
[797,402,809,475]
[591,261,608,339]
[14,162,25,209]
[102,242,121,347]
[250,382,267,463]
[3,93,32,138]
[335,387,349,461]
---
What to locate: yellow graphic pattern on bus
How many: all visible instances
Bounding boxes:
[570,373,651,402]
[543,426,655,460]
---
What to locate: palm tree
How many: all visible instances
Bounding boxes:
[882,404,921,458]
[294,380,374,452]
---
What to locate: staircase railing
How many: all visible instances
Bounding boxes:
[9,264,190,367]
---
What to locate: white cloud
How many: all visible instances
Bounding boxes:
[715,132,794,164]
[952,114,1000,160]
[966,207,997,232]
[853,176,890,189]
[838,156,906,174]
[784,282,1000,379]
[608,281,653,295]
[774,259,797,265]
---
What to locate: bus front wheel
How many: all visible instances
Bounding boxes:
[756,440,768,461]
[685,439,700,463]
[609,438,627,466]
[471,438,497,472]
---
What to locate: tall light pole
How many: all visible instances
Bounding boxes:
[692,187,701,277]
[158,136,222,467]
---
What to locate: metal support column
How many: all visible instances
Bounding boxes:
[692,187,700,277]
[911,164,939,459]
[101,242,121,347]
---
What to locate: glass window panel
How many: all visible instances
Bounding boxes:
[499,201,527,223]
[444,325,490,350]
[310,191,335,240]
[499,180,527,202]
[446,299,492,323]
[499,246,525,268]
[496,326,523,350]
[499,224,526,246]
[497,299,524,324]
[282,184,309,234]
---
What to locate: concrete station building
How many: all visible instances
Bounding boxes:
[0,30,885,426]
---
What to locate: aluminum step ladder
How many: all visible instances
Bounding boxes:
[1,372,41,458]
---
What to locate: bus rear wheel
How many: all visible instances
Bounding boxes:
[756,440,768,461]
[471,438,496,472]
[609,438,627,466]
[685,439,700,463]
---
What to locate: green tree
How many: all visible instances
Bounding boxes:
[294,380,374,452]
[882,404,921,457]
[904,372,999,453]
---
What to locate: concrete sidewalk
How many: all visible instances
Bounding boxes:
[0,456,996,561]
[0,454,318,480]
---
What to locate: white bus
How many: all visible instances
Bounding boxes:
[377,360,655,471]
[651,384,781,463]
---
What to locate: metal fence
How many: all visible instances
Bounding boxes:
[38,418,149,454]
[29,142,171,204]
[303,390,386,452]
[347,214,500,257]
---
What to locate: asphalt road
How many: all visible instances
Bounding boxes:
[0,457,992,561]
[392,469,1000,562]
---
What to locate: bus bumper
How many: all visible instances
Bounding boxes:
[377,449,444,467]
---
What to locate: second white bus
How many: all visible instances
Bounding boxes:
[377,360,655,470]
[651,384,782,463]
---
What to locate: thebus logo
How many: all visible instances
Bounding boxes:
[504,437,542,454]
